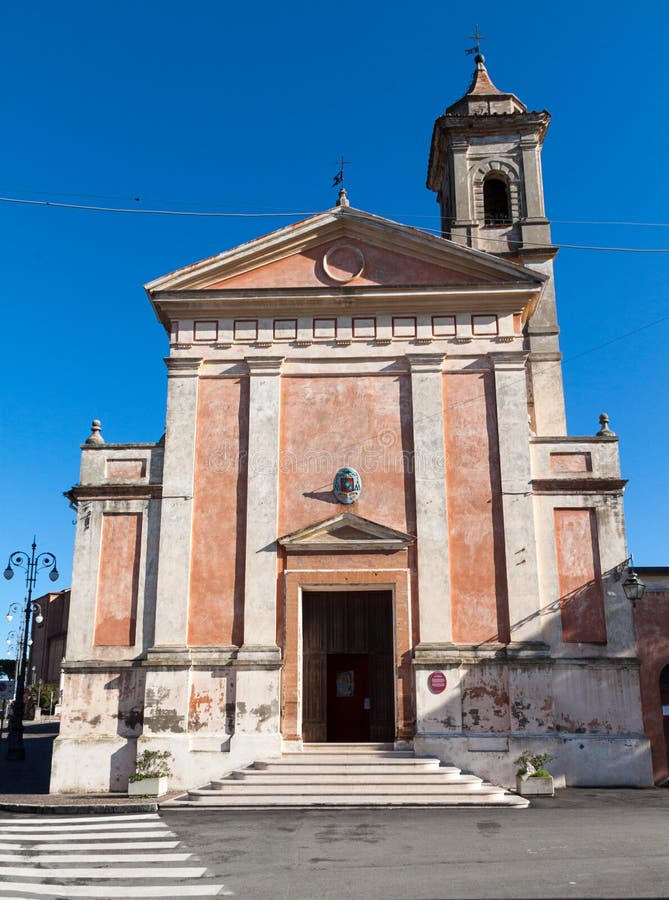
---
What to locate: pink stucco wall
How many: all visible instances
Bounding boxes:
[443,371,507,644]
[554,508,607,643]
[189,377,248,646]
[94,513,141,646]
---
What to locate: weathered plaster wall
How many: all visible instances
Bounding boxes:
[94,512,142,646]
[50,666,146,792]
[633,588,669,783]
[208,239,489,290]
[554,508,607,643]
[278,374,415,536]
[189,376,248,646]
[443,370,505,643]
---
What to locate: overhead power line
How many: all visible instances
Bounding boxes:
[0,194,667,253]
[0,196,318,218]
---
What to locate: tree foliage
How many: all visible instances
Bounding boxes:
[0,660,16,679]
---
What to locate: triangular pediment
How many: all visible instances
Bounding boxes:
[145,205,544,295]
[278,512,415,552]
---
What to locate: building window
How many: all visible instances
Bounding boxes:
[483,176,511,225]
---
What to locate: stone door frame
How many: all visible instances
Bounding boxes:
[282,565,414,745]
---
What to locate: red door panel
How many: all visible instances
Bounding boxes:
[327,653,370,742]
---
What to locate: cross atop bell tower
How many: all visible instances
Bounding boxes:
[427,51,552,255]
[427,50,566,434]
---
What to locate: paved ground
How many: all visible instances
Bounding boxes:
[162,792,669,899]
[0,810,231,897]
[0,720,160,812]
[2,723,669,898]
[0,719,58,796]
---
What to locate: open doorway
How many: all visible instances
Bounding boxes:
[660,664,669,775]
[302,590,394,742]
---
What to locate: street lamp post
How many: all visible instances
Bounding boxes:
[3,539,57,761]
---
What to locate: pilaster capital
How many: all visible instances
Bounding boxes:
[488,351,529,372]
[407,353,445,374]
[519,135,540,150]
[164,357,202,377]
[449,138,470,152]
[245,355,284,376]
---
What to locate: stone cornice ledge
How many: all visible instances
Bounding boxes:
[413,642,552,664]
[62,658,146,672]
[67,484,162,502]
[530,435,619,444]
[532,477,627,494]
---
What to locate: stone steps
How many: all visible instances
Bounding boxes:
[165,747,528,808]
[223,772,481,785]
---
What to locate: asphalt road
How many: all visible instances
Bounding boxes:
[162,790,669,900]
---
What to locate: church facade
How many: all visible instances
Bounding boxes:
[51,56,653,792]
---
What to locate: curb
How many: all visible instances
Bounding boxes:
[0,802,158,815]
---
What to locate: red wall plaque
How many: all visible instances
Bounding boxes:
[428,671,447,694]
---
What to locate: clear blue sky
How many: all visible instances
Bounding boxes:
[1,1,667,650]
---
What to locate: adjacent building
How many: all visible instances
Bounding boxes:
[50,55,653,793]
[29,590,71,686]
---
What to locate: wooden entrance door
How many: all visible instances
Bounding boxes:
[302,590,394,743]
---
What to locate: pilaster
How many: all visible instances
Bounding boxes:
[239,356,283,659]
[152,357,201,648]
[448,140,478,246]
[408,354,452,645]
[490,353,543,643]
[519,135,546,219]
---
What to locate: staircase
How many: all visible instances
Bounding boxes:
[166,744,528,808]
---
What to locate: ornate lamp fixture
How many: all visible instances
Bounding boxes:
[622,560,646,607]
[2,539,57,760]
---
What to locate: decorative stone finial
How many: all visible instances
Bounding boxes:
[596,413,615,437]
[336,186,350,208]
[85,419,105,444]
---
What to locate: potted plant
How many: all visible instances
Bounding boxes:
[128,749,172,797]
[514,750,555,797]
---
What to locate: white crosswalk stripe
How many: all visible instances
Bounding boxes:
[0,812,232,897]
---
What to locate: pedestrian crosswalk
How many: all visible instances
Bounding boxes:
[0,812,232,897]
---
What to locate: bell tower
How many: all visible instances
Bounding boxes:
[427,53,566,434]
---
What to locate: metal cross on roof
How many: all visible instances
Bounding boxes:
[465,25,486,56]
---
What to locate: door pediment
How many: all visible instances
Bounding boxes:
[278,512,415,552]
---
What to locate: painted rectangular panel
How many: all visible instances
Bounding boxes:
[278,375,415,537]
[313,318,336,339]
[234,319,258,341]
[353,317,376,338]
[392,317,416,338]
[443,372,507,644]
[554,508,607,643]
[274,319,297,341]
[472,314,498,335]
[432,315,456,337]
[194,320,218,342]
[189,377,247,646]
[94,513,142,647]
[106,459,146,480]
[550,452,592,473]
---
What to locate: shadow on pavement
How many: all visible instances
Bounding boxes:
[0,719,59,794]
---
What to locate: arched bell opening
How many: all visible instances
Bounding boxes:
[483,175,512,225]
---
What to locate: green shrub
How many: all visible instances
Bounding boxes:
[129,749,172,783]
[514,750,553,777]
